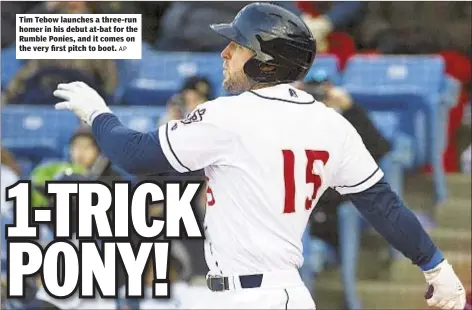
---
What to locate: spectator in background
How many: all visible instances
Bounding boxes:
[29,125,127,215]
[297,71,391,161]
[1,1,39,48]
[298,2,365,69]
[69,126,104,170]
[295,70,390,249]
[2,58,118,105]
[299,2,364,46]
[349,3,472,173]
[2,1,118,105]
[69,126,103,170]
[69,126,123,181]
[132,2,171,45]
[155,2,301,52]
[30,161,87,210]
[355,2,471,56]
[88,1,170,45]
[181,76,213,111]
[160,76,213,124]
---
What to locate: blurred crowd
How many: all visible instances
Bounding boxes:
[1,1,471,310]
[3,1,471,55]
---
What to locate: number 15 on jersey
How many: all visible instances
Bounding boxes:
[282,150,330,214]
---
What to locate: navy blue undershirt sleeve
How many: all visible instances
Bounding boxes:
[91,113,177,175]
[348,180,444,271]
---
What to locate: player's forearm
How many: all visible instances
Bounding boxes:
[91,113,175,175]
[348,180,444,270]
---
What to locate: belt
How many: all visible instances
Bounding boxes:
[206,274,263,292]
[206,269,302,292]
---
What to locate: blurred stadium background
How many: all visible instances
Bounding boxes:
[1,1,471,309]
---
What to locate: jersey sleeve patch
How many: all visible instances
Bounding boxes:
[181,108,206,125]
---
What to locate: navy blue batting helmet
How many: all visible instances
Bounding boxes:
[210,2,316,84]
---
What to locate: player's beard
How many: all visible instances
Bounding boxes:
[223,69,253,95]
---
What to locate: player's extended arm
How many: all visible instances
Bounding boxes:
[92,113,175,175]
[348,180,439,266]
[53,81,177,175]
[348,180,466,309]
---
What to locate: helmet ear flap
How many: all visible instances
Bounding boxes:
[244,58,278,83]
[244,57,301,84]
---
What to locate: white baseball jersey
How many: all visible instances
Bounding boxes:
[158,84,384,275]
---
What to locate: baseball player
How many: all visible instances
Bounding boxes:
[53,3,466,309]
